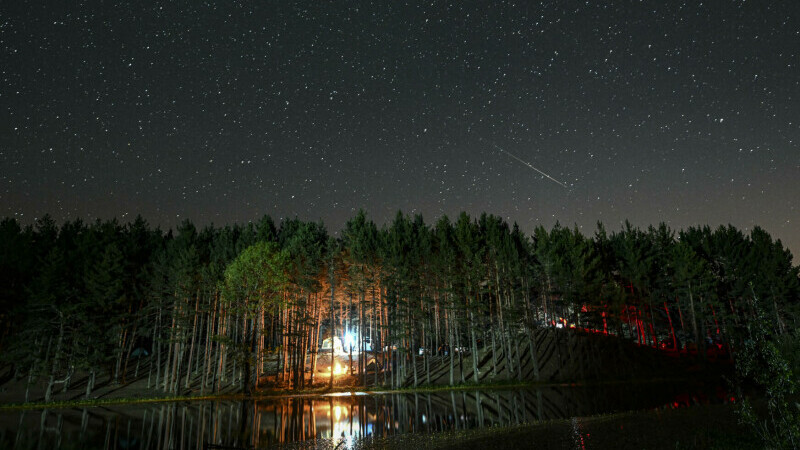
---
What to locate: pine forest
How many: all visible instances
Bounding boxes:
[1,211,798,402]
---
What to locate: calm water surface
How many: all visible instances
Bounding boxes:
[1,383,732,449]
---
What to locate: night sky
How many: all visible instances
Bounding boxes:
[2,2,798,256]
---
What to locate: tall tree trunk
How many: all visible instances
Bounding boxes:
[491,329,498,378]
[253,312,261,391]
[523,278,539,381]
[411,304,418,388]
[773,298,786,336]
[121,322,138,384]
[85,370,96,399]
[113,327,127,385]
[153,317,160,389]
[372,286,379,387]
[329,263,336,389]
[514,330,523,381]
[469,291,480,384]
[45,316,65,403]
[243,316,254,395]
[311,293,322,385]
[162,311,175,392]
[184,296,200,389]
[359,292,366,385]
[687,282,701,358]
[448,318,454,386]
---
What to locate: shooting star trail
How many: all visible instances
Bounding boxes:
[480,137,569,189]
[444,116,570,189]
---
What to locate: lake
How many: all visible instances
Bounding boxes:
[1,382,734,449]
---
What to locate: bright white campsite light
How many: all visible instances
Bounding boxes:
[343,331,357,353]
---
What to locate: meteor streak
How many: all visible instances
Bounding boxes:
[481,138,569,189]
[444,116,569,189]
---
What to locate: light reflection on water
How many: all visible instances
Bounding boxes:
[1,383,732,449]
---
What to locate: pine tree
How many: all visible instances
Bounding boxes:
[221,241,288,394]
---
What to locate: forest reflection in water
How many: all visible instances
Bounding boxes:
[3,382,733,449]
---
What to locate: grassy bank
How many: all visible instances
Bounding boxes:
[0,379,536,410]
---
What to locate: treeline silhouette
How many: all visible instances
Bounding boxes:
[0,211,797,400]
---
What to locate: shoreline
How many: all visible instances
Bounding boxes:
[0,375,707,411]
